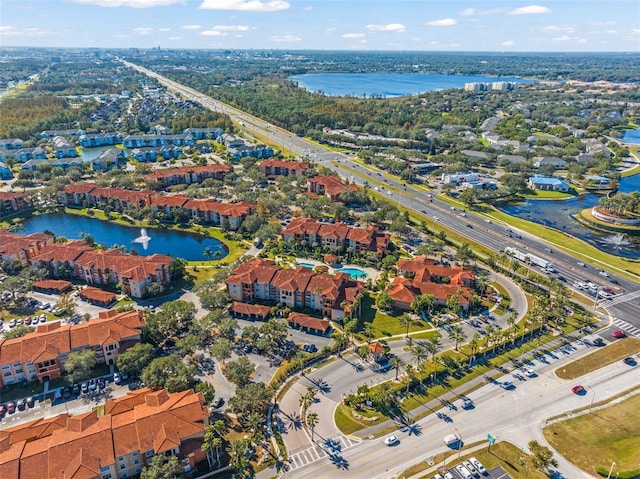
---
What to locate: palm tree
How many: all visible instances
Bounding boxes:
[306,412,319,441]
[404,364,415,394]
[203,246,213,261]
[357,344,371,362]
[245,411,264,442]
[448,325,467,351]
[390,356,403,381]
[468,333,481,366]
[363,323,375,342]
[398,313,413,337]
[227,439,250,478]
[425,336,441,365]
[410,344,428,366]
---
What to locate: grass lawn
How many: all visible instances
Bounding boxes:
[521,189,575,200]
[555,337,640,380]
[544,393,640,476]
[403,441,547,479]
[576,208,640,233]
[334,403,383,435]
[358,295,430,339]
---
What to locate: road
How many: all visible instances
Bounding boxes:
[281,339,640,479]
[121,59,640,337]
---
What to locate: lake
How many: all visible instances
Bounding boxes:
[621,126,640,145]
[20,213,228,261]
[500,174,640,259]
[288,72,532,97]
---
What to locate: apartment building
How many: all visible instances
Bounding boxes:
[388,256,476,311]
[258,159,313,177]
[144,164,231,188]
[0,309,144,386]
[307,175,357,201]
[0,229,53,266]
[0,387,209,479]
[282,218,390,258]
[225,258,364,321]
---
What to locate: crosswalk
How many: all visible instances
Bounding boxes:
[612,317,640,338]
[599,289,640,308]
[286,436,360,471]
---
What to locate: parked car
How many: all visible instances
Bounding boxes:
[470,457,487,475]
[8,319,16,328]
[612,330,626,338]
[80,382,89,394]
[72,384,80,395]
[463,461,476,475]
[623,357,636,366]
[455,464,473,479]
[7,402,16,414]
[212,397,224,409]
[113,372,122,384]
[523,367,536,378]
[461,397,474,409]
[16,399,26,410]
[97,378,106,389]
[384,435,400,446]
[0,404,6,416]
[26,396,35,408]
[443,472,454,479]
[89,379,97,391]
[501,380,514,389]
[572,385,585,394]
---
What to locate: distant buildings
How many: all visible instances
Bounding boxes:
[0,192,32,214]
[307,175,357,201]
[464,81,520,92]
[527,175,570,192]
[258,159,313,177]
[144,164,231,188]
[220,134,274,161]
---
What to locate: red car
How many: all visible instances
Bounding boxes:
[572,385,585,394]
[612,330,626,339]
[6,402,16,414]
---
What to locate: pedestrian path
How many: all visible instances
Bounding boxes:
[599,289,640,308]
[612,317,640,338]
[286,435,360,472]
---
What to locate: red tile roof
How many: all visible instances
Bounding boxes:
[230,302,271,317]
[79,287,116,304]
[288,312,331,333]
[32,279,72,293]
[144,164,231,182]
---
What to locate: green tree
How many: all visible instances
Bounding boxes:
[306,412,319,441]
[376,290,393,311]
[229,382,270,419]
[210,338,235,363]
[448,325,467,351]
[141,355,196,392]
[65,349,96,384]
[3,325,35,339]
[528,440,559,471]
[224,356,254,386]
[227,439,251,478]
[202,419,227,467]
[398,313,413,337]
[116,343,154,378]
[195,381,216,404]
[390,356,403,380]
[169,257,187,279]
[140,455,182,479]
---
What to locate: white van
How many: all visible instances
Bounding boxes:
[443,434,460,446]
[455,464,473,479]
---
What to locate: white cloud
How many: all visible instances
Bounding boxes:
[458,7,503,16]
[502,40,515,47]
[542,25,575,33]
[509,5,551,15]
[342,33,366,39]
[424,18,457,27]
[133,27,154,35]
[589,21,616,26]
[0,25,52,37]
[632,29,640,34]
[199,0,289,11]
[325,27,336,32]
[269,33,301,42]
[72,0,184,7]
[212,25,252,31]
[201,30,223,36]
[577,38,587,44]
[459,8,475,16]
[366,23,405,32]
[169,36,183,40]
[182,25,202,30]
[552,35,570,42]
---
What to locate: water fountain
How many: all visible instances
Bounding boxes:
[132,228,152,250]
[599,233,631,248]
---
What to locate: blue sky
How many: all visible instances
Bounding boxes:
[1,0,639,51]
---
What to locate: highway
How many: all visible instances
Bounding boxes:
[121,60,640,335]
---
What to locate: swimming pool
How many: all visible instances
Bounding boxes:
[336,267,368,279]
[295,262,316,269]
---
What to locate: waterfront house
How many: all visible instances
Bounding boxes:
[527,175,570,192]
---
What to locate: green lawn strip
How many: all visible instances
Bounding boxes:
[335,403,384,435]
[485,208,640,279]
[554,337,640,380]
[544,393,640,477]
[576,208,640,233]
[521,189,575,200]
[546,386,639,423]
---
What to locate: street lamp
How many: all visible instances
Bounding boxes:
[589,390,596,413]
[432,215,439,234]
[455,427,462,459]
[607,461,616,479]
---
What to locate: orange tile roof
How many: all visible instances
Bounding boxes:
[61,183,97,195]
[144,163,231,181]
[150,194,189,208]
[79,287,116,304]
[74,250,171,283]
[309,175,358,197]
[271,266,315,291]
[225,258,280,286]
[29,240,93,264]
[258,159,312,171]
[288,312,331,333]
[230,302,271,317]
[32,279,72,292]
[0,310,143,366]
[0,389,208,479]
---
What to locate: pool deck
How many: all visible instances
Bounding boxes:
[291,258,380,281]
